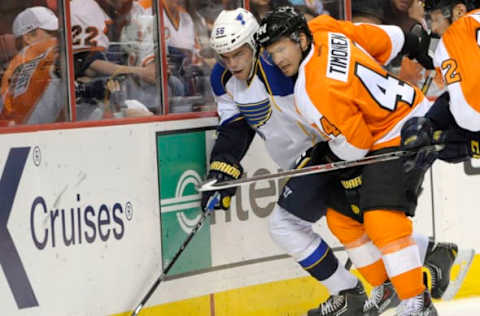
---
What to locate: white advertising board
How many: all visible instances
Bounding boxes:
[1,116,479,316]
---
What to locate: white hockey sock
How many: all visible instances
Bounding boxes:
[412,232,429,263]
[321,263,358,295]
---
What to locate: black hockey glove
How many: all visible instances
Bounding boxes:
[401,117,480,171]
[434,129,480,162]
[402,24,434,70]
[401,117,440,172]
[311,142,362,214]
[201,156,243,212]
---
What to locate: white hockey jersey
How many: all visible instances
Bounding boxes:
[211,56,321,170]
[70,0,146,53]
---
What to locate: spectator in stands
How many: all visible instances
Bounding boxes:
[0,6,64,125]
[250,0,292,21]
[71,0,154,119]
[351,0,385,23]
[294,4,320,21]
[289,0,326,16]
[139,0,214,111]
[384,0,419,32]
[71,0,154,80]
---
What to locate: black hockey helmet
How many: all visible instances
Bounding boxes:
[254,6,312,49]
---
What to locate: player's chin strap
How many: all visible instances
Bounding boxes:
[196,145,444,192]
[247,46,261,83]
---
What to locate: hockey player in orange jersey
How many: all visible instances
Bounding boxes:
[0,7,63,125]
[401,1,480,170]
[256,7,439,316]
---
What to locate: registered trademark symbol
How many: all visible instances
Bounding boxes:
[32,146,41,166]
[125,201,133,221]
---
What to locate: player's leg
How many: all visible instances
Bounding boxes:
[326,209,400,316]
[360,150,437,316]
[271,163,364,315]
[269,206,360,295]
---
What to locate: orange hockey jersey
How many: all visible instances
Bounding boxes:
[294,16,431,160]
[0,38,62,124]
[434,9,480,132]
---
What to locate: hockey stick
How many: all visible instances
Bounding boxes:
[197,145,443,192]
[130,193,220,316]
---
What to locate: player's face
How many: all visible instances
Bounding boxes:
[220,44,254,81]
[430,9,450,36]
[392,0,413,12]
[266,36,303,77]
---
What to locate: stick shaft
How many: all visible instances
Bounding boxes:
[131,194,219,316]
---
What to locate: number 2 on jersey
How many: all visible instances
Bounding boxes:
[355,63,415,111]
[441,59,461,85]
[72,25,99,47]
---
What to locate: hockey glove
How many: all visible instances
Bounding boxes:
[201,156,243,211]
[402,24,434,70]
[401,117,440,172]
[434,129,480,163]
[311,142,362,214]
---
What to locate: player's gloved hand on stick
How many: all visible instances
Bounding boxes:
[310,142,362,213]
[201,156,243,211]
[401,117,480,171]
[401,116,440,172]
[431,129,475,163]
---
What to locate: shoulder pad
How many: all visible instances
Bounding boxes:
[210,62,232,96]
[257,56,294,96]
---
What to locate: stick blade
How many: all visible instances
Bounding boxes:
[442,248,475,300]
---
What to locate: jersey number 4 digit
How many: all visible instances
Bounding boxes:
[355,63,415,111]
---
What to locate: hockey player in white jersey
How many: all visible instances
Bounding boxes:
[202,8,464,316]
[203,9,368,316]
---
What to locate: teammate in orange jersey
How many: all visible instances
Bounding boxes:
[0,7,63,125]
[401,1,480,169]
[256,7,438,316]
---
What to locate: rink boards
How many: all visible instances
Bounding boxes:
[0,117,479,316]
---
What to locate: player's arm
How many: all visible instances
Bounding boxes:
[296,72,373,161]
[201,64,256,211]
[296,81,370,208]
[434,20,480,132]
[308,15,404,66]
